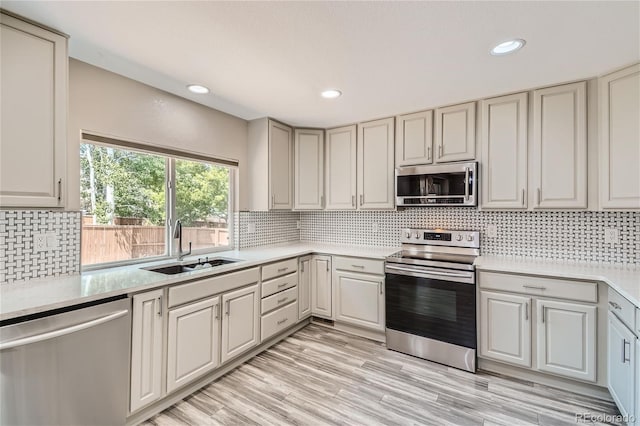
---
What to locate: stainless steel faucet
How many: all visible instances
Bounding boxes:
[173,220,192,261]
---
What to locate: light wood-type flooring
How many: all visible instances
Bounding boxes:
[143,324,623,426]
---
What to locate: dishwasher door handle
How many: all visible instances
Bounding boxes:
[0,309,129,351]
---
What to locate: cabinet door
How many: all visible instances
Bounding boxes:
[532,82,587,209]
[334,271,384,331]
[130,289,163,413]
[434,102,476,163]
[221,284,260,363]
[268,120,293,210]
[599,64,640,209]
[480,93,528,209]
[608,312,637,420]
[166,296,220,393]
[294,129,324,210]
[396,110,433,166]
[0,13,67,208]
[357,117,395,209]
[480,291,531,367]
[311,255,332,318]
[298,256,312,319]
[325,125,357,210]
[536,299,596,382]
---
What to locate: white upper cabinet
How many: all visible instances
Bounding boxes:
[480,93,528,209]
[247,118,293,210]
[294,129,324,210]
[434,102,476,163]
[599,64,640,210]
[396,110,433,166]
[325,125,357,210]
[532,82,587,209]
[357,117,395,209]
[0,12,67,208]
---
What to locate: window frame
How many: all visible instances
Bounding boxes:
[80,134,236,271]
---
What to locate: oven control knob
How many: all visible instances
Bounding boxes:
[455,234,463,241]
[404,231,411,239]
[414,232,420,239]
[467,235,474,242]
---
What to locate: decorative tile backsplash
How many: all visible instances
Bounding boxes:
[1,208,637,285]
[0,211,81,284]
[237,211,300,248]
[300,209,640,265]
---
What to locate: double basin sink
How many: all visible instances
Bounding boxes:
[144,257,240,275]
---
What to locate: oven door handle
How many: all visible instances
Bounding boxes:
[385,264,471,279]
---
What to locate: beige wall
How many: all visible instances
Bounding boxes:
[67,58,249,211]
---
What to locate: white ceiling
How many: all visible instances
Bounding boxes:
[3,1,639,128]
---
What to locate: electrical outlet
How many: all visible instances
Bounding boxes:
[33,232,58,252]
[372,222,379,232]
[604,228,619,244]
[296,220,300,230]
[486,224,498,238]
[247,223,256,234]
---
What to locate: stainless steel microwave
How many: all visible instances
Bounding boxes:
[396,162,477,207]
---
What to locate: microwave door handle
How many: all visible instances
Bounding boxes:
[464,167,469,202]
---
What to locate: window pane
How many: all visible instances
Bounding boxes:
[80,144,166,265]
[175,159,230,251]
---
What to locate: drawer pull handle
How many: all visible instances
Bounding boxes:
[277,297,288,304]
[352,264,365,269]
[623,339,631,363]
[608,301,622,310]
[523,285,546,290]
[277,267,289,273]
[277,318,288,325]
[277,283,288,288]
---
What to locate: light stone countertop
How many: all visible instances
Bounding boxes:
[3,244,638,322]
[0,242,399,321]
[475,255,640,309]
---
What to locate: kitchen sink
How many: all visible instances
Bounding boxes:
[144,258,240,275]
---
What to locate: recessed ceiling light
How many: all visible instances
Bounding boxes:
[321,89,342,99]
[490,39,526,56]
[187,84,210,94]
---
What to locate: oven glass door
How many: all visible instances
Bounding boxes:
[385,271,476,349]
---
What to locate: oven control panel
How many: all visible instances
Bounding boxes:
[400,228,480,249]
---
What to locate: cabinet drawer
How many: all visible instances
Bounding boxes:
[261,301,298,341]
[261,286,297,314]
[478,271,597,303]
[261,258,298,281]
[262,272,298,298]
[168,267,259,308]
[333,256,384,275]
[608,287,636,331]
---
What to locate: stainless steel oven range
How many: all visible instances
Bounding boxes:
[385,228,480,372]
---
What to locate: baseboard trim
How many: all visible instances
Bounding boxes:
[126,319,310,426]
[478,358,612,401]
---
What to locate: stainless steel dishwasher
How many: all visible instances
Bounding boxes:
[0,297,131,425]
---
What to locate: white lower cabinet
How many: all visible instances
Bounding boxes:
[608,311,637,421]
[166,296,220,393]
[536,299,596,382]
[334,271,385,331]
[311,255,332,318]
[480,291,531,367]
[479,277,598,384]
[130,289,164,413]
[221,284,260,364]
[298,256,312,320]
